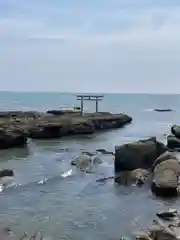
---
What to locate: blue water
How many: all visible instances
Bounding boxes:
[0,92,180,239]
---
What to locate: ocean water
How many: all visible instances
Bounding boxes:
[0,92,180,239]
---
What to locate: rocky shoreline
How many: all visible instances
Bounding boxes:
[0,110,132,149]
[2,110,180,238]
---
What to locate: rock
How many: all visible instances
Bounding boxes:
[115,137,167,172]
[71,153,102,172]
[152,151,177,171]
[115,168,149,186]
[46,110,66,115]
[0,111,42,119]
[156,210,178,220]
[0,129,27,149]
[0,169,14,178]
[151,159,180,197]
[96,148,114,155]
[91,113,132,130]
[167,135,180,149]
[171,125,180,138]
[154,109,173,112]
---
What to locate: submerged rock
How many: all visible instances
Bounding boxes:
[115,137,167,172]
[0,169,14,178]
[115,168,149,186]
[71,153,102,172]
[154,109,173,112]
[96,148,114,155]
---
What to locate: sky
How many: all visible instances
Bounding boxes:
[1,0,180,93]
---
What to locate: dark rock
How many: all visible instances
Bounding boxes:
[96,148,114,155]
[167,135,180,149]
[46,110,66,116]
[0,129,27,149]
[151,158,180,197]
[156,210,178,220]
[29,113,132,139]
[91,114,132,130]
[154,109,173,112]
[0,169,14,178]
[171,125,180,138]
[115,168,149,186]
[115,137,167,172]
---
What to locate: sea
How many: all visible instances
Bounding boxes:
[0,92,180,239]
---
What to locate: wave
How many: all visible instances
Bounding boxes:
[0,169,74,193]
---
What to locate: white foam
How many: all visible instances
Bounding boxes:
[61,169,73,178]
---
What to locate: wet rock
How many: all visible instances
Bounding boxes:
[0,111,42,119]
[154,109,173,112]
[96,148,114,155]
[171,125,180,138]
[115,137,167,172]
[0,169,14,178]
[91,113,132,130]
[156,210,178,220]
[46,110,66,115]
[152,151,177,171]
[151,159,180,197]
[71,153,102,172]
[167,135,180,149]
[115,168,149,186]
[0,129,27,149]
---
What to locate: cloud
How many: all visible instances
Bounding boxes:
[0,0,180,93]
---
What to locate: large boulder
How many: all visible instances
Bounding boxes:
[171,125,180,138]
[0,129,27,149]
[152,151,177,171]
[115,138,167,172]
[151,158,180,197]
[167,135,180,149]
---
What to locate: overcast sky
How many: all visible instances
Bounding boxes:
[0,0,180,93]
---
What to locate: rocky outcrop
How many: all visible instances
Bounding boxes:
[0,111,132,146]
[151,153,180,197]
[28,113,132,139]
[115,137,167,172]
[0,111,42,119]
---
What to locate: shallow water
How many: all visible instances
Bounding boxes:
[0,93,180,239]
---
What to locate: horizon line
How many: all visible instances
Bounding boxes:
[0,90,179,95]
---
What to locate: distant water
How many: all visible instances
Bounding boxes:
[0,92,180,239]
